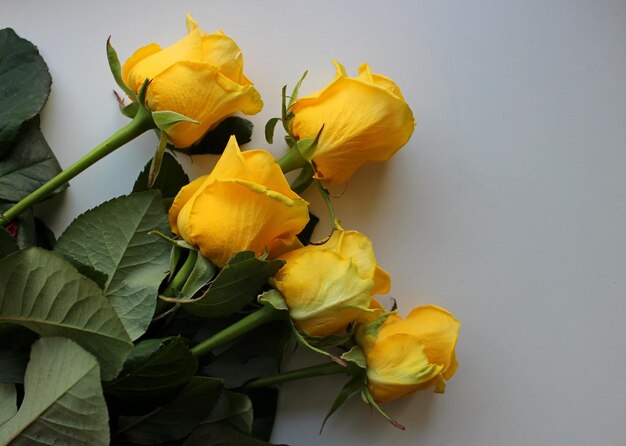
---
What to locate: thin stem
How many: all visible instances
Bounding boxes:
[190,306,284,357]
[277,147,309,174]
[1,107,155,223]
[243,362,357,390]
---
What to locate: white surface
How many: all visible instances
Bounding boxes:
[2,1,626,444]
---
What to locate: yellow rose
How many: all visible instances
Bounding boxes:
[168,136,309,267]
[270,227,391,337]
[289,61,415,184]
[356,302,460,403]
[122,15,263,148]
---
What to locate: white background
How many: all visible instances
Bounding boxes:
[2,1,626,445]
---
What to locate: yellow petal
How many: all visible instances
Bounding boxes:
[201,31,249,84]
[365,333,444,403]
[121,43,162,92]
[357,63,405,100]
[181,178,308,267]
[125,29,203,94]
[372,266,391,295]
[274,249,374,337]
[168,174,208,235]
[380,305,460,373]
[186,13,198,33]
[146,61,262,148]
[290,76,414,184]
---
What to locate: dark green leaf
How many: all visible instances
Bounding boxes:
[183,424,287,446]
[0,225,17,258]
[105,337,198,412]
[184,252,284,318]
[107,37,136,100]
[117,376,223,444]
[0,248,133,380]
[205,391,252,434]
[0,201,35,249]
[133,152,189,199]
[264,117,280,144]
[0,325,37,384]
[201,321,289,389]
[247,387,279,441]
[321,375,365,431]
[55,191,171,340]
[0,29,51,156]
[0,383,17,424]
[0,126,63,202]
[33,217,55,249]
[0,337,110,445]
[296,212,318,245]
[177,117,253,154]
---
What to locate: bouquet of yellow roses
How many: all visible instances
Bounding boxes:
[0,16,459,445]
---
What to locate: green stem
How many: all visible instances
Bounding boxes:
[0,107,155,224]
[277,147,309,174]
[190,306,285,357]
[243,362,357,390]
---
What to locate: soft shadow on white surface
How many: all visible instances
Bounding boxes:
[2,1,626,445]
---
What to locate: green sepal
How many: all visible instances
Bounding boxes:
[121,101,139,118]
[258,289,288,311]
[340,346,367,369]
[316,180,336,239]
[287,70,308,108]
[303,329,354,350]
[321,375,365,432]
[146,131,168,189]
[137,78,151,105]
[291,324,347,366]
[148,230,195,250]
[264,117,281,144]
[362,386,406,430]
[133,151,190,199]
[152,110,199,132]
[106,37,136,100]
[280,85,291,135]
